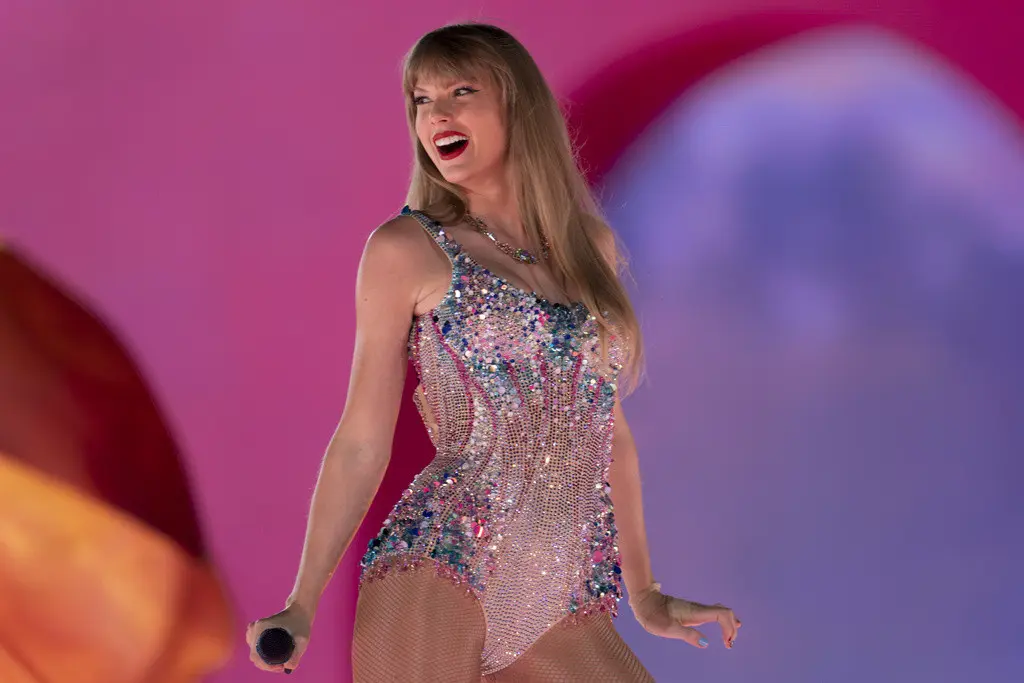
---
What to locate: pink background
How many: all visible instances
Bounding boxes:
[2,1,1021,681]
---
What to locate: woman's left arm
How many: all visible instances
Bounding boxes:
[606,396,655,600]
[607,397,743,649]
[596,225,740,648]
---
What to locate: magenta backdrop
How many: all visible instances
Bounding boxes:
[2,1,1020,682]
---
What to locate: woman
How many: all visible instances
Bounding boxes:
[246,23,741,681]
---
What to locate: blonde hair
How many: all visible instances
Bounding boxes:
[402,23,644,393]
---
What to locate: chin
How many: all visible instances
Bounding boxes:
[437,165,477,186]
[438,161,503,189]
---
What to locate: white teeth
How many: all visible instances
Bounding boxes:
[435,134,468,147]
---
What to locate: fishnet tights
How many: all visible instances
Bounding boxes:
[352,564,485,682]
[352,565,655,682]
[483,610,655,682]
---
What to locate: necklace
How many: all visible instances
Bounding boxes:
[465,213,549,265]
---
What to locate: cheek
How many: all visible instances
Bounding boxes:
[477,114,507,156]
[491,130,508,160]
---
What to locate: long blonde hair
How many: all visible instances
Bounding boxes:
[402,23,644,393]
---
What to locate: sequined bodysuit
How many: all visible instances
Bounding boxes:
[359,208,624,676]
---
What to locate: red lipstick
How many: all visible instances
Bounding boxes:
[432,130,470,161]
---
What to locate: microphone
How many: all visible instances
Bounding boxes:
[256,627,296,674]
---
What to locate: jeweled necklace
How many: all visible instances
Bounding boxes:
[465,213,549,265]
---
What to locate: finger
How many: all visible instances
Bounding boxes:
[674,600,720,628]
[250,650,275,672]
[249,643,291,674]
[664,623,710,649]
[689,627,711,649]
[279,641,306,675]
[288,641,309,666]
[718,609,740,648]
[724,623,737,648]
[259,660,290,675]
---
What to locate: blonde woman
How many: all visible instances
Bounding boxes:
[246,23,740,682]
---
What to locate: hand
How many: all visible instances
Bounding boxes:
[629,582,742,650]
[245,603,313,674]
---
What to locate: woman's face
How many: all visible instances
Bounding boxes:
[413,73,507,189]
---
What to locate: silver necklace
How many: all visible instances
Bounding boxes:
[465,213,549,265]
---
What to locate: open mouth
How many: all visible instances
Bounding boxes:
[434,133,469,160]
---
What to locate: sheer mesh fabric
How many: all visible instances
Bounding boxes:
[353,565,655,682]
[352,564,485,682]
[484,611,655,683]
[356,208,645,678]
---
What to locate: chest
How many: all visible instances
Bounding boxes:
[411,261,602,376]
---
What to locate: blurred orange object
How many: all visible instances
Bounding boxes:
[0,245,234,683]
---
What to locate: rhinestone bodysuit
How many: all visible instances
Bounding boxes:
[359,207,625,676]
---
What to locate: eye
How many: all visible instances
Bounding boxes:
[412,95,429,106]
[453,86,478,97]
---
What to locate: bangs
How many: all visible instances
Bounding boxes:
[402,34,499,95]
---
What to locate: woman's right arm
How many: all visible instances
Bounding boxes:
[286,215,431,616]
[246,215,433,672]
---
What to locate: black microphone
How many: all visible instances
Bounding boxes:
[256,627,296,674]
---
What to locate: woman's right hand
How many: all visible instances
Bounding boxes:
[245,603,313,674]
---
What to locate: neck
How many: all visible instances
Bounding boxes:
[461,172,523,240]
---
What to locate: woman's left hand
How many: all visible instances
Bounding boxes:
[629,583,742,650]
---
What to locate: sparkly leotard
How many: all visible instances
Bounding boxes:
[359,207,625,676]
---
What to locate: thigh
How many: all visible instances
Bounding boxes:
[352,563,486,683]
[484,611,655,683]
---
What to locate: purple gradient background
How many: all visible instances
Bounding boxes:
[601,27,1024,681]
[2,2,1022,682]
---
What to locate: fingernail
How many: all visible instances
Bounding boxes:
[698,638,708,648]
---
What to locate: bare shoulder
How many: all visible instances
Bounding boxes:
[359,213,444,279]
[358,212,451,316]
[364,213,434,260]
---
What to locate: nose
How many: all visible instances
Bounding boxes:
[427,98,453,124]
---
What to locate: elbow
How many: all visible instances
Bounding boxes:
[325,429,391,469]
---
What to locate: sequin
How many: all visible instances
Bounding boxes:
[359,208,626,675]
